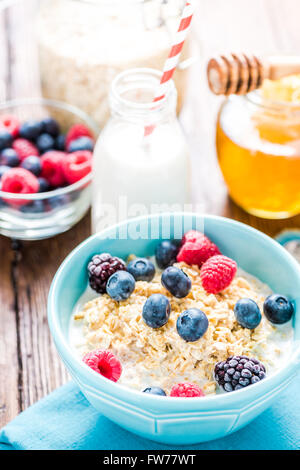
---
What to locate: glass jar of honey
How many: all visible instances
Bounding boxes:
[216,77,300,219]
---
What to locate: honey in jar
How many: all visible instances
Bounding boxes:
[216,75,300,218]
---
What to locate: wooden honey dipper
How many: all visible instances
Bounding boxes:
[207,53,300,95]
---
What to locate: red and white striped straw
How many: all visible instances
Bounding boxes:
[145,1,194,136]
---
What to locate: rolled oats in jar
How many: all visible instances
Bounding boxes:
[36,0,190,128]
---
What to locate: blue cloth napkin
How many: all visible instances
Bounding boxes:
[0,377,299,450]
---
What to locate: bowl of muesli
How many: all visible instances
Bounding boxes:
[48,213,300,445]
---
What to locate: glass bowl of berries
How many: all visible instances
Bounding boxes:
[0,98,99,240]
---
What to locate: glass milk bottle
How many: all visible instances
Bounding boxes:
[92,68,191,233]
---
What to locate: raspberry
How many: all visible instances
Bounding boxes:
[0,115,20,137]
[170,383,204,397]
[40,151,66,187]
[88,253,127,293]
[214,355,266,392]
[1,167,39,206]
[181,229,204,245]
[62,150,92,184]
[200,255,237,294]
[12,138,39,161]
[65,124,94,150]
[177,232,221,267]
[82,349,122,382]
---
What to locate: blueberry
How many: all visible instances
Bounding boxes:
[263,294,294,325]
[143,387,166,396]
[68,136,94,152]
[0,197,7,208]
[36,133,55,154]
[161,266,191,298]
[68,190,80,202]
[40,117,60,137]
[176,308,209,342]
[20,200,45,214]
[19,120,43,141]
[0,131,13,150]
[234,298,262,329]
[21,156,42,176]
[55,134,66,151]
[142,294,170,328]
[155,240,178,269]
[38,177,50,192]
[127,257,155,282]
[0,165,10,179]
[0,148,20,167]
[106,271,135,301]
[47,195,70,210]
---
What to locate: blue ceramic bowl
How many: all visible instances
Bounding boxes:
[48,213,300,445]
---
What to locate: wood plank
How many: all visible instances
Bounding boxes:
[15,214,91,410]
[0,12,9,101]
[7,0,41,99]
[0,3,19,429]
[0,237,19,426]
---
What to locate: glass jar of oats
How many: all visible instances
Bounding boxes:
[36,0,190,128]
[216,76,300,219]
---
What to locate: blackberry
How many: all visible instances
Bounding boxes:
[214,355,266,392]
[88,253,126,294]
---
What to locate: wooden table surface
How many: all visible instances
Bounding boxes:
[1,0,300,428]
